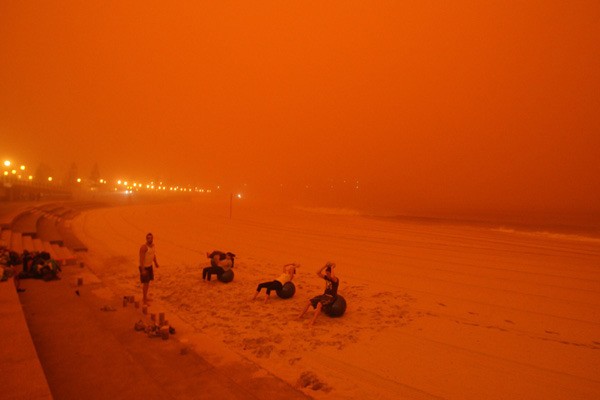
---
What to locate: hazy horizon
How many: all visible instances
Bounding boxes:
[2,1,599,222]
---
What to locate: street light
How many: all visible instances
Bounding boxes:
[230,193,243,218]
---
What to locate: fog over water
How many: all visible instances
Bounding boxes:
[1,2,599,227]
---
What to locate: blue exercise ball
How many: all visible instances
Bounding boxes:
[324,295,346,317]
[276,281,296,299]
[218,269,234,283]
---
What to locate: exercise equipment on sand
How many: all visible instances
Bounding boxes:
[218,269,234,283]
[276,281,296,299]
[323,295,346,317]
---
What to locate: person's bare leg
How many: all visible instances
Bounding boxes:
[142,283,149,304]
[252,290,260,301]
[308,303,323,326]
[298,301,311,319]
[264,293,270,303]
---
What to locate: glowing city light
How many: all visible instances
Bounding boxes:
[0,161,212,198]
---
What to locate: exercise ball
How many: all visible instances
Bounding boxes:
[276,281,296,299]
[324,295,346,317]
[218,269,234,283]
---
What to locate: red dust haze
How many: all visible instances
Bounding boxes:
[1,1,599,223]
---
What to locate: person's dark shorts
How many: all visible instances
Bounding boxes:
[310,294,335,309]
[139,266,154,283]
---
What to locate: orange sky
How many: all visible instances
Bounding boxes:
[1,1,599,220]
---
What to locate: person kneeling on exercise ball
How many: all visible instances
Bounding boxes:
[202,251,235,282]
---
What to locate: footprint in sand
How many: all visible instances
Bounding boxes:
[273,334,283,344]
[296,371,331,392]
[372,291,392,298]
[288,357,301,365]
[545,330,560,335]
[486,325,508,332]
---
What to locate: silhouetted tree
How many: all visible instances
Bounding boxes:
[90,163,100,188]
[34,163,53,182]
[65,163,78,187]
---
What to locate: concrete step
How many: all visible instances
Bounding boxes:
[1,228,11,248]
[11,210,41,236]
[58,221,88,252]
[42,241,60,261]
[50,244,66,265]
[10,231,23,254]
[55,245,77,265]
[32,238,45,252]
[0,203,35,229]
[37,216,64,245]
[49,244,76,266]
[22,235,35,252]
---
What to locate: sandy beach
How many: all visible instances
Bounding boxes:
[68,197,600,399]
[3,2,600,398]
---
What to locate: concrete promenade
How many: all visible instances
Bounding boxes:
[0,279,53,400]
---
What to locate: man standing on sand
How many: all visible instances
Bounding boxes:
[139,233,159,305]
